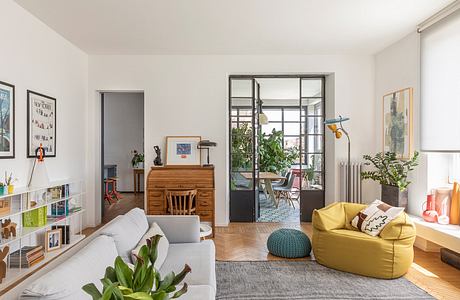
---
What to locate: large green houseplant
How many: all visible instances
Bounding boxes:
[82,235,190,300]
[361,151,419,207]
[258,129,299,174]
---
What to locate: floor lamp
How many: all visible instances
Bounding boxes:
[324,116,351,202]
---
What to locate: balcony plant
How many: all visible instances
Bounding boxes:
[258,129,299,174]
[83,235,190,300]
[361,151,419,207]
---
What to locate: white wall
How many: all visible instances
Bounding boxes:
[374,32,444,216]
[87,55,375,226]
[0,1,88,216]
[104,92,144,191]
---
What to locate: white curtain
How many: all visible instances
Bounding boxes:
[421,8,460,151]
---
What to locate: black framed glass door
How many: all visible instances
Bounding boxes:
[229,78,260,222]
[229,75,325,222]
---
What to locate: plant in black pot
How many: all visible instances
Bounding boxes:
[361,151,419,208]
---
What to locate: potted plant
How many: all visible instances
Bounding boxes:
[4,172,17,194]
[131,150,145,169]
[0,182,4,195]
[83,235,190,300]
[361,151,419,208]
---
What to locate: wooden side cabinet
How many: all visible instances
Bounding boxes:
[146,166,215,237]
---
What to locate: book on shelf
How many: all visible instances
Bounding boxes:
[50,199,69,217]
[9,245,45,268]
[22,207,47,227]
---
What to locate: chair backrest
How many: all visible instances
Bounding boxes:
[166,189,197,215]
[285,172,296,189]
[280,171,292,187]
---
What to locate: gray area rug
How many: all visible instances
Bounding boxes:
[216,261,434,300]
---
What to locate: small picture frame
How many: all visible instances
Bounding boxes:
[45,228,62,252]
[27,90,56,158]
[166,136,201,166]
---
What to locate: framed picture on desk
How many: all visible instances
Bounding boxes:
[166,136,201,165]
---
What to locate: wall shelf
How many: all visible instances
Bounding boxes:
[0,179,85,292]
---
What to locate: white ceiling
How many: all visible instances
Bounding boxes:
[15,0,452,55]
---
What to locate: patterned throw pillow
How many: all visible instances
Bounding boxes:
[351,200,404,236]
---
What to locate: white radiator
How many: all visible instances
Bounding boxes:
[339,162,363,203]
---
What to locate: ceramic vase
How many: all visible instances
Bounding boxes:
[7,185,14,194]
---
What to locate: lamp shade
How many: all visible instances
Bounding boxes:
[198,140,217,147]
[324,116,350,124]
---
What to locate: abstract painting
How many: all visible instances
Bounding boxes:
[0,81,15,159]
[27,90,56,157]
[383,88,413,159]
[166,136,201,165]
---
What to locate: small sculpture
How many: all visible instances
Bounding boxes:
[0,246,9,283]
[154,146,163,166]
[1,219,17,239]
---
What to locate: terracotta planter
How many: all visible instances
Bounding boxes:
[381,184,408,208]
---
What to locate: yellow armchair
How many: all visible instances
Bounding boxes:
[312,202,416,279]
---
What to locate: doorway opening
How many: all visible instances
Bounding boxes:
[229,76,325,223]
[101,92,145,223]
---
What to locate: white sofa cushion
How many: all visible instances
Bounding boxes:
[131,222,169,269]
[125,208,149,234]
[160,240,216,293]
[180,285,215,300]
[101,210,148,262]
[20,235,118,300]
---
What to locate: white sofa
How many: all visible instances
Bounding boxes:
[5,208,216,300]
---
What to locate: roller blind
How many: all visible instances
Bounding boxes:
[421,8,460,152]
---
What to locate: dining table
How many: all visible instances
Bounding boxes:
[240,172,286,207]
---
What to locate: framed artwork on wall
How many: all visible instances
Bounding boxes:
[0,80,15,159]
[166,136,201,166]
[382,87,413,159]
[27,90,56,158]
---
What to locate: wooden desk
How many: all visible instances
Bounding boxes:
[241,172,285,206]
[133,168,144,195]
[147,166,215,237]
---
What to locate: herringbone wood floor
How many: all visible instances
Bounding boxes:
[214,222,460,300]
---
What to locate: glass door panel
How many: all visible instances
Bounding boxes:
[229,78,259,222]
[300,78,325,221]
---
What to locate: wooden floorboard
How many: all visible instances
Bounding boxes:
[214,222,460,300]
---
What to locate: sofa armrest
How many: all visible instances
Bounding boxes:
[379,213,416,240]
[312,202,346,231]
[146,215,200,243]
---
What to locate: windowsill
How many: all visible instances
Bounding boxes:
[409,214,460,253]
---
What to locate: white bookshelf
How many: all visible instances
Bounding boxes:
[0,179,86,290]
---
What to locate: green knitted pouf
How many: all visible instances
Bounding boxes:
[267,228,311,258]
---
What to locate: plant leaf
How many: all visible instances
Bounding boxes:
[115,256,133,288]
[158,272,174,290]
[172,283,188,299]
[124,292,154,300]
[82,283,102,300]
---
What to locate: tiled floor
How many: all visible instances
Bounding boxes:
[257,193,300,222]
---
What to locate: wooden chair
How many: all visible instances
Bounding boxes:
[166,189,197,215]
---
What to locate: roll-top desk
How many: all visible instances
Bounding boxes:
[146,166,215,237]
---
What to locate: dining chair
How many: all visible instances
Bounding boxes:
[166,189,197,215]
[273,173,296,208]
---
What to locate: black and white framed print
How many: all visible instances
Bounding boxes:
[27,90,56,157]
[0,81,15,159]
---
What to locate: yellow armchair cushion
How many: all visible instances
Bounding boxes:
[312,202,345,231]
